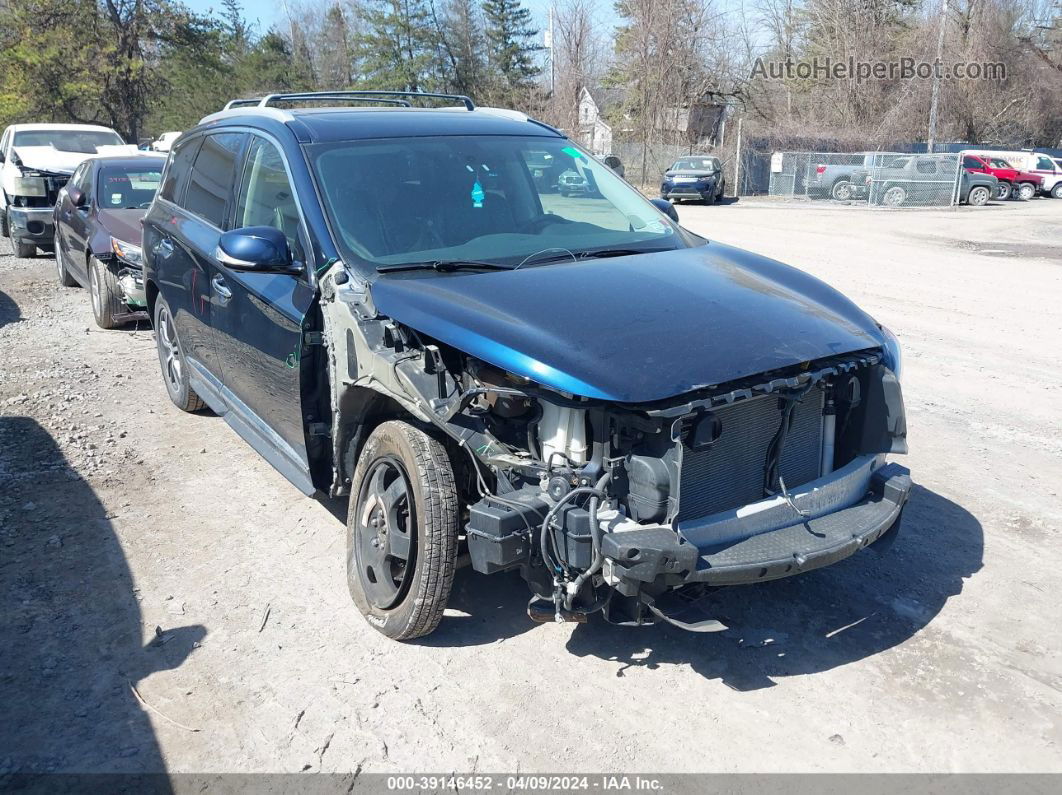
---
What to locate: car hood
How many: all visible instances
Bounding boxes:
[97,209,145,246]
[370,244,885,404]
[665,169,718,179]
[11,144,137,174]
[11,146,88,175]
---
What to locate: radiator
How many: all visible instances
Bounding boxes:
[677,389,825,521]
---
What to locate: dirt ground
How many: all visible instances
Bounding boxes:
[1,197,1060,776]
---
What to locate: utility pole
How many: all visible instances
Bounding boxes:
[733,116,743,197]
[547,5,555,95]
[927,0,950,153]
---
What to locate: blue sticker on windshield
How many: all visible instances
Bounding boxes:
[471,180,485,208]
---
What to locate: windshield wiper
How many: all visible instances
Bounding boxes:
[378,259,515,273]
[576,248,670,260]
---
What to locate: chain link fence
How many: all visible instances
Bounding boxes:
[767,151,965,207]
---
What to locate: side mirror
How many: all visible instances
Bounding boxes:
[216,226,297,273]
[0,150,5,163]
[68,187,87,208]
[650,197,679,223]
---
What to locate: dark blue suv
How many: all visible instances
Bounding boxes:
[143,91,910,641]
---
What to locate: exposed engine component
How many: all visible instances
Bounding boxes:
[538,402,588,466]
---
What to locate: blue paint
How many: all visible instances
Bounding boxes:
[371,244,885,403]
[471,180,485,208]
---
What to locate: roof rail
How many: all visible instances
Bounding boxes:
[256,90,476,111]
[223,97,265,110]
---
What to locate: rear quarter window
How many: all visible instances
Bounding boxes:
[159,137,202,204]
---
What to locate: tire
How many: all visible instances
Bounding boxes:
[996,182,1012,201]
[831,180,854,201]
[881,186,907,207]
[967,186,990,206]
[55,244,78,287]
[346,420,459,641]
[153,296,205,412]
[0,211,8,238]
[89,256,124,329]
[703,190,716,205]
[1052,183,1062,199]
[1017,182,1036,201]
[14,239,36,258]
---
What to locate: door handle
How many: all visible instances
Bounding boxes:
[211,274,232,302]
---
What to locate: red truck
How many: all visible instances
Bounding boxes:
[962,154,1042,201]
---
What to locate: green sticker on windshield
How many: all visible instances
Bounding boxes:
[561,146,585,160]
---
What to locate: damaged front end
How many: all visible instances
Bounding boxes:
[318,264,911,632]
[102,237,149,322]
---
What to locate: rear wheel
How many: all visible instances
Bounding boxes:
[14,239,35,258]
[967,186,991,206]
[55,244,78,287]
[89,256,124,329]
[346,420,459,640]
[995,182,1012,201]
[1052,183,1062,199]
[831,180,854,201]
[153,297,205,412]
[1017,182,1036,201]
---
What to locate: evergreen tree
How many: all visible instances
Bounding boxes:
[433,0,487,97]
[482,0,542,105]
[357,0,437,91]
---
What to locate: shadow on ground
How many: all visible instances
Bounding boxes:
[0,287,22,329]
[425,485,982,687]
[0,417,205,775]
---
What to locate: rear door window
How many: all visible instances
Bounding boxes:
[183,133,246,228]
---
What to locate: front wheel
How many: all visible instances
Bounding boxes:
[881,186,907,207]
[1017,182,1036,201]
[89,257,124,329]
[1051,183,1062,199]
[154,296,205,412]
[347,420,459,640]
[996,182,1012,201]
[967,186,991,206]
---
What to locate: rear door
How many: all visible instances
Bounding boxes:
[163,132,246,393]
[208,133,316,495]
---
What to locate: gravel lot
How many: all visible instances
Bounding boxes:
[2,198,1060,775]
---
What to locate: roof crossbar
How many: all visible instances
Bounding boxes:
[258,92,412,108]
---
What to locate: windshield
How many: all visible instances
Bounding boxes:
[97,164,162,209]
[13,129,124,153]
[309,135,683,270]
[989,158,1013,169]
[671,158,719,171]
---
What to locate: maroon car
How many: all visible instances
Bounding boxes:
[53,153,166,328]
